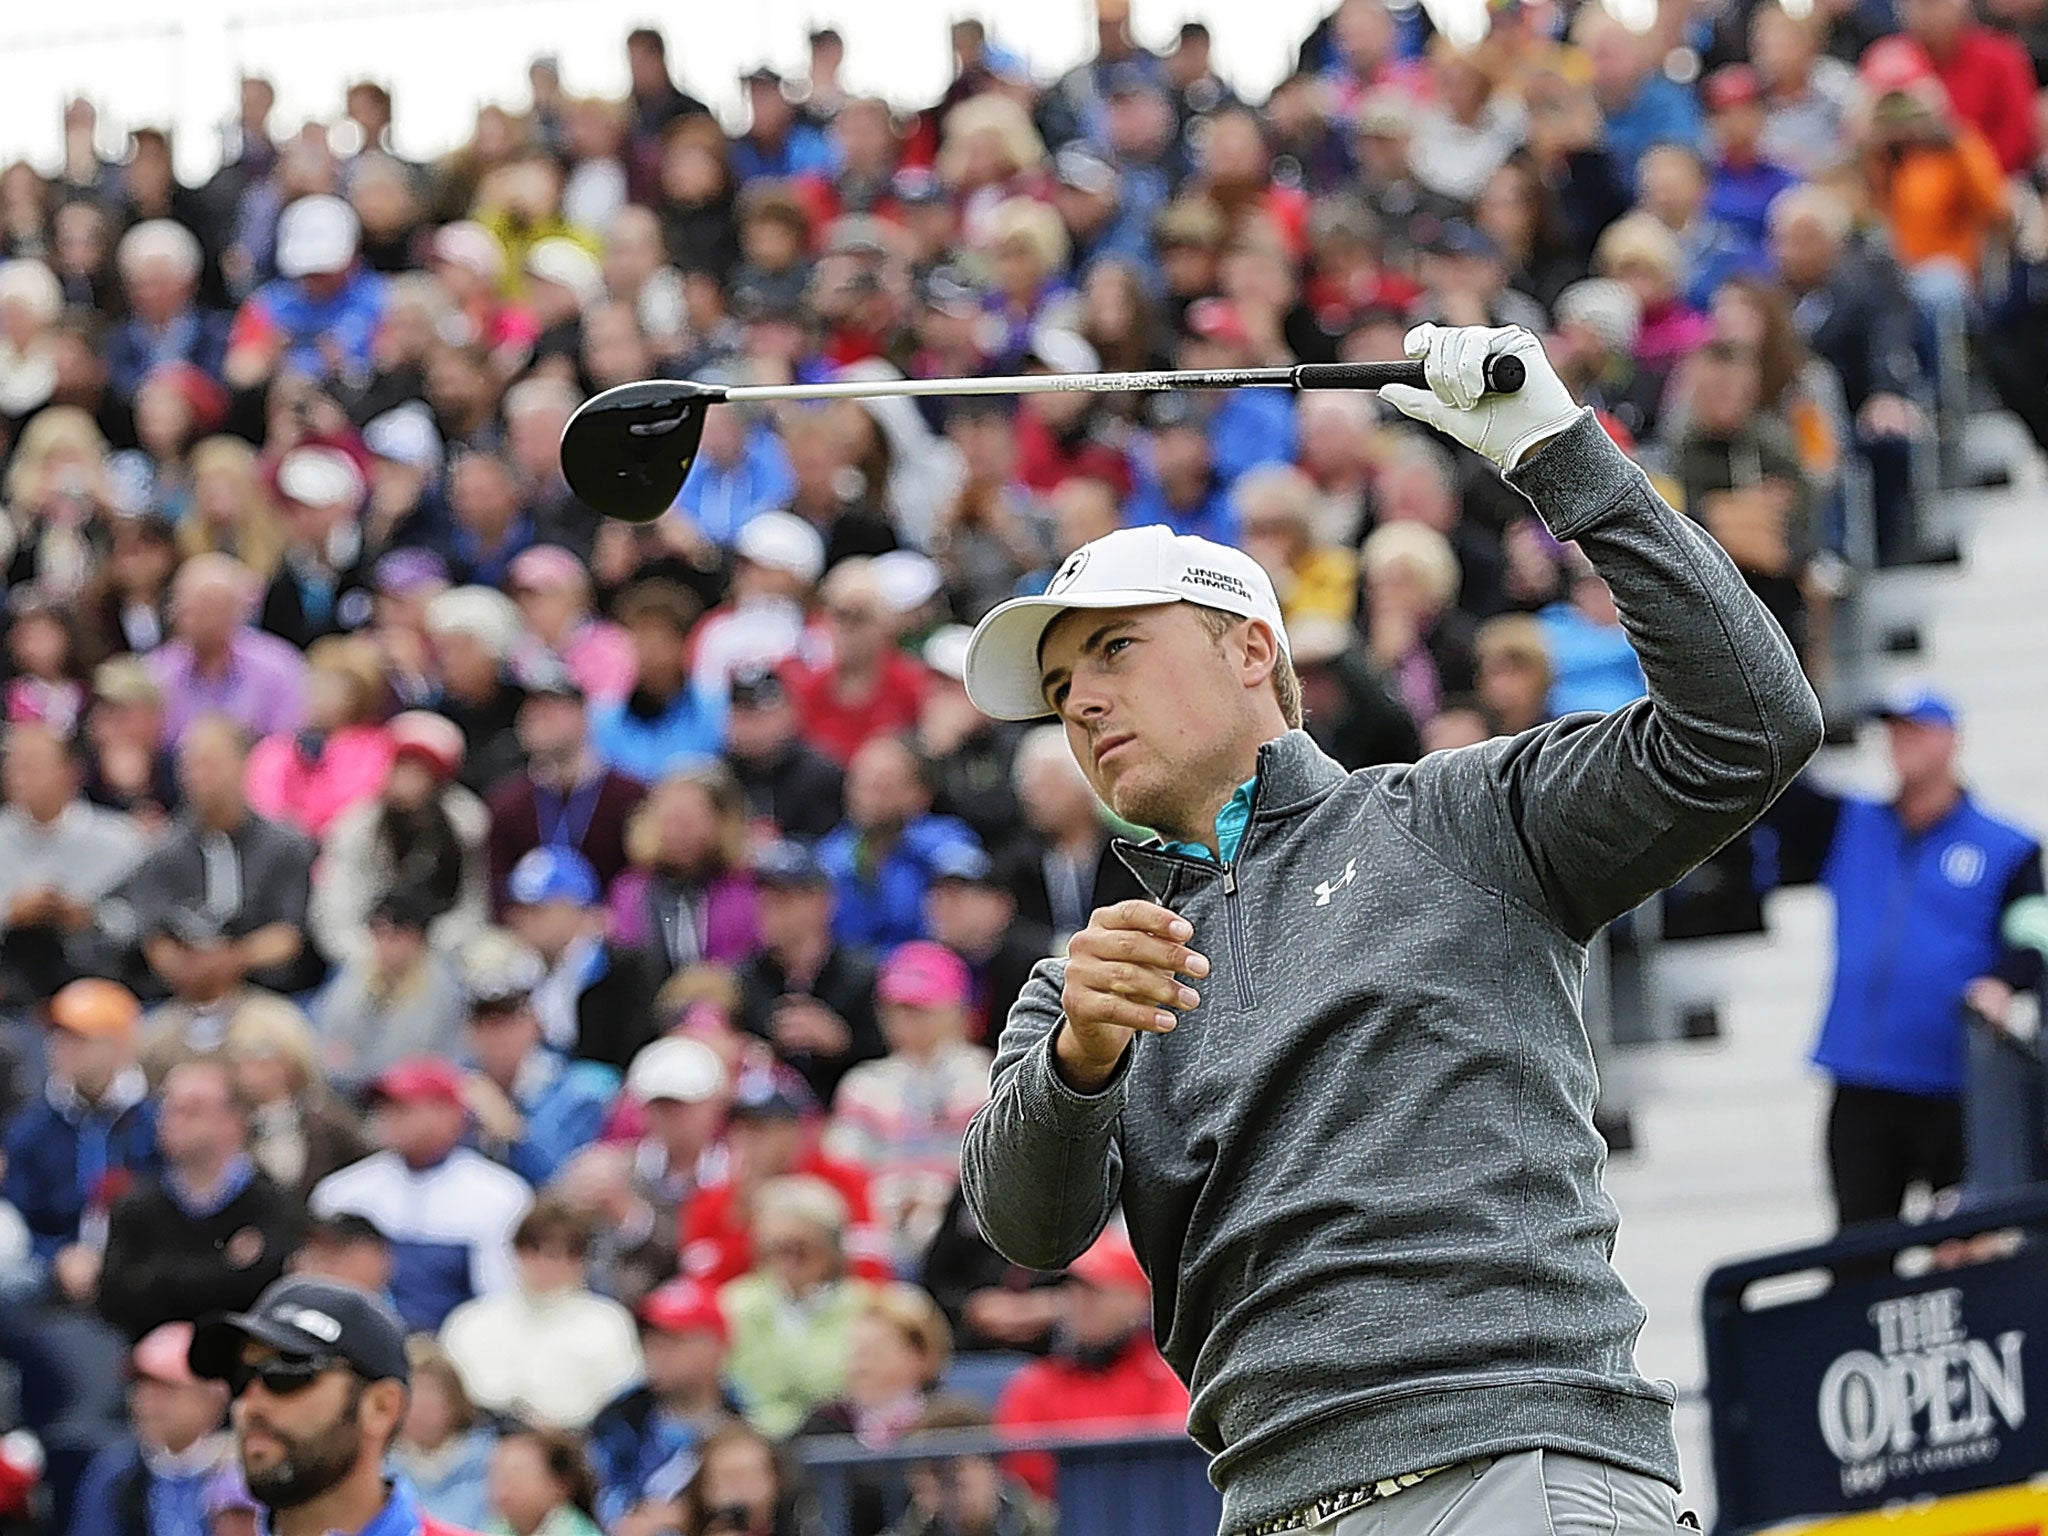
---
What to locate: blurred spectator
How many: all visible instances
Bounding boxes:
[96,1059,303,1340]
[826,942,992,1270]
[223,195,387,389]
[4,407,117,602]
[263,446,375,650]
[83,657,179,828]
[915,629,1018,854]
[1860,70,2009,308]
[1701,66,1799,253]
[1537,551,1648,715]
[1288,618,1424,772]
[992,1227,1189,1503]
[723,667,845,844]
[1360,520,1470,728]
[734,68,836,184]
[445,451,539,590]
[424,586,529,794]
[624,29,711,193]
[1474,159,1586,316]
[1411,44,1527,205]
[889,1398,1057,1536]
[922,845,1044,1047]
[786,560,930,768]
[148,555,308,743]
[622,1034,731,1229]
[2,979,157,1281]
[459,928,619,1187]
[658,117,743,280]
[1235,465,1359,632]
[177,439,285,582]
[1004,725,1136,946]
[676,1419,819,1536]
[681,1069,885,1290]
[220,995,371,1202]
[609,766,761,971]
[720,1174,880,1438]
[65,1323,232,1536]
[932,400,1055,623]
[482,1425,603,1536]
[488,675,645,908]
[309,1055,534,1331]
[1594,212,1714,372]
[92,509,181,657]
[1670,340,1815,650]
[442,1198,642,1432]
[1894,0,2040,173]
[393,1337,496,1531]
[505,846,661,1071]
[821,737,978,951]
[0,722,147,1005]
[105,221,232,399]
[118,715,323,1001]
[919,1182,1063,1357]
[1124,392,1236,545]
[314,887,469,1091]
[1473,614,1556,737]
[243,635,394,840]
[1768,687,2043,1226]
[593,579,726,782]
[587,1278,734,1530]
[1551,277,1662,442]
[4,591,92,734]
[1749,1,1858,177]
[796,1284,953,1536]
[691,513,828,706]
[511,546,634,703]
[289,1211,397,1296]
[737,841,885,1104]
[1636,145,1758,313]
[0,260,64,425]
[311,711,490,967]
[1011,339,1132,499]
[1578,8,1704,172]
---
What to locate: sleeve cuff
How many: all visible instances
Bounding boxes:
[1504,409,1647,539]
[1020,1022,1132,1132]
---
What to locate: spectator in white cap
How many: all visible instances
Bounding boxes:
[260,445,376,649]
[625,1034,730,1213]
[917,623,1022,852]
[689,510,827,706]
[672,389,799,549]
[362,401,446,550]
[0,258,62,418]
[224,193,389,387]
[511,543,636,703]
[429,219,541,363]
[426,585,532,793]
[107,219,233,399]
[524,236,606,367]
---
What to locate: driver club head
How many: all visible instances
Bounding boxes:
[559,378,729,524]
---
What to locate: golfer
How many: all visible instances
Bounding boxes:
[957,324,1823,1535]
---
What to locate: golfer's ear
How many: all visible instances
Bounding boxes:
[1237,618,1281,689]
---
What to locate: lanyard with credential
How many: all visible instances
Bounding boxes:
[535,777,602,853]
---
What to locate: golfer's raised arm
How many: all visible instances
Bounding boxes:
[959,960,1125,1272]
[1383,326,1827,943]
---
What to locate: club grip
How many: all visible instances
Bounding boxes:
[1294,355,1527,396]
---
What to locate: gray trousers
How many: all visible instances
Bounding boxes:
[1309,1450,1685,1535]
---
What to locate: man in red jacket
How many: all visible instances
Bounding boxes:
[1889,0,2039,172]
[992,1226,1191,1501]
[189,1277,481,1536]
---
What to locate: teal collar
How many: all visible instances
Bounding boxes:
[1157,777,1258,865]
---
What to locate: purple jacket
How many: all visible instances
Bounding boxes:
[605,868,760,968]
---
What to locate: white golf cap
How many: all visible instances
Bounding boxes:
[276,445,368,509]
[525,236,606,308]
[276,195,359,279]
[735,511,826,584]
[964,524,1289,721]
[626,1036,728,1105]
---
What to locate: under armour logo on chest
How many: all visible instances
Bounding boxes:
[1314,859,1358,907]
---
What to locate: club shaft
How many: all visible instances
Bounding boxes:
[720,367,1301,405]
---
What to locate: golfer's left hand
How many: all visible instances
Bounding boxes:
[1379,324,1583,472]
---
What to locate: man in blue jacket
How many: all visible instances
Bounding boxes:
[958,324,1823,1535]
[1766,685,2044,1227]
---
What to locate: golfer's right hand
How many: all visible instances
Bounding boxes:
[1056,901,1209,1091]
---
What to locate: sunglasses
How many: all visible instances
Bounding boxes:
[227,1353,347,1398]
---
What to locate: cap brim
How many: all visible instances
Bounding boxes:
[187,1311,327,1381]
[963,590,1180,721]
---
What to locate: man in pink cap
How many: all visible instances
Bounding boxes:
[68,1321,235,1536]
[824,940,992,1271]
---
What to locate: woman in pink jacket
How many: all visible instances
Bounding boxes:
[245,634,395,838]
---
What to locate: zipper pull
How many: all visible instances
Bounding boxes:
[1222,867,1237,896]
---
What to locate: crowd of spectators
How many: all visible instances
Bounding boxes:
[0,0,2045,1530]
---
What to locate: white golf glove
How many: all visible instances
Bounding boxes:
[1378,324,1584,472]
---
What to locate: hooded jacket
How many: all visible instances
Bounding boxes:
[959,411,1825,1535]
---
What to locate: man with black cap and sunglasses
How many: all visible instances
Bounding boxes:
[188,1276,482,1535]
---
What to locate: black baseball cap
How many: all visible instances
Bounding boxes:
[189,1277,411,1387]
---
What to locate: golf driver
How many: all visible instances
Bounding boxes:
[559,355,1527,523]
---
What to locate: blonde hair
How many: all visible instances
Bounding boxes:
[3,405,109,506]
[862,1283,954,1385]
[1474,612,1554,682]
[222,993,323,1100]
[625,763,749,872]
[752,1175,850,1244]
[937,94,1047,185]
[1362,522,1462,612]
[405,1335,480,1432]
[1595,211,1684,285]
[182,436,287,579]
[985,197,1070,279]
[305,635,389,726]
